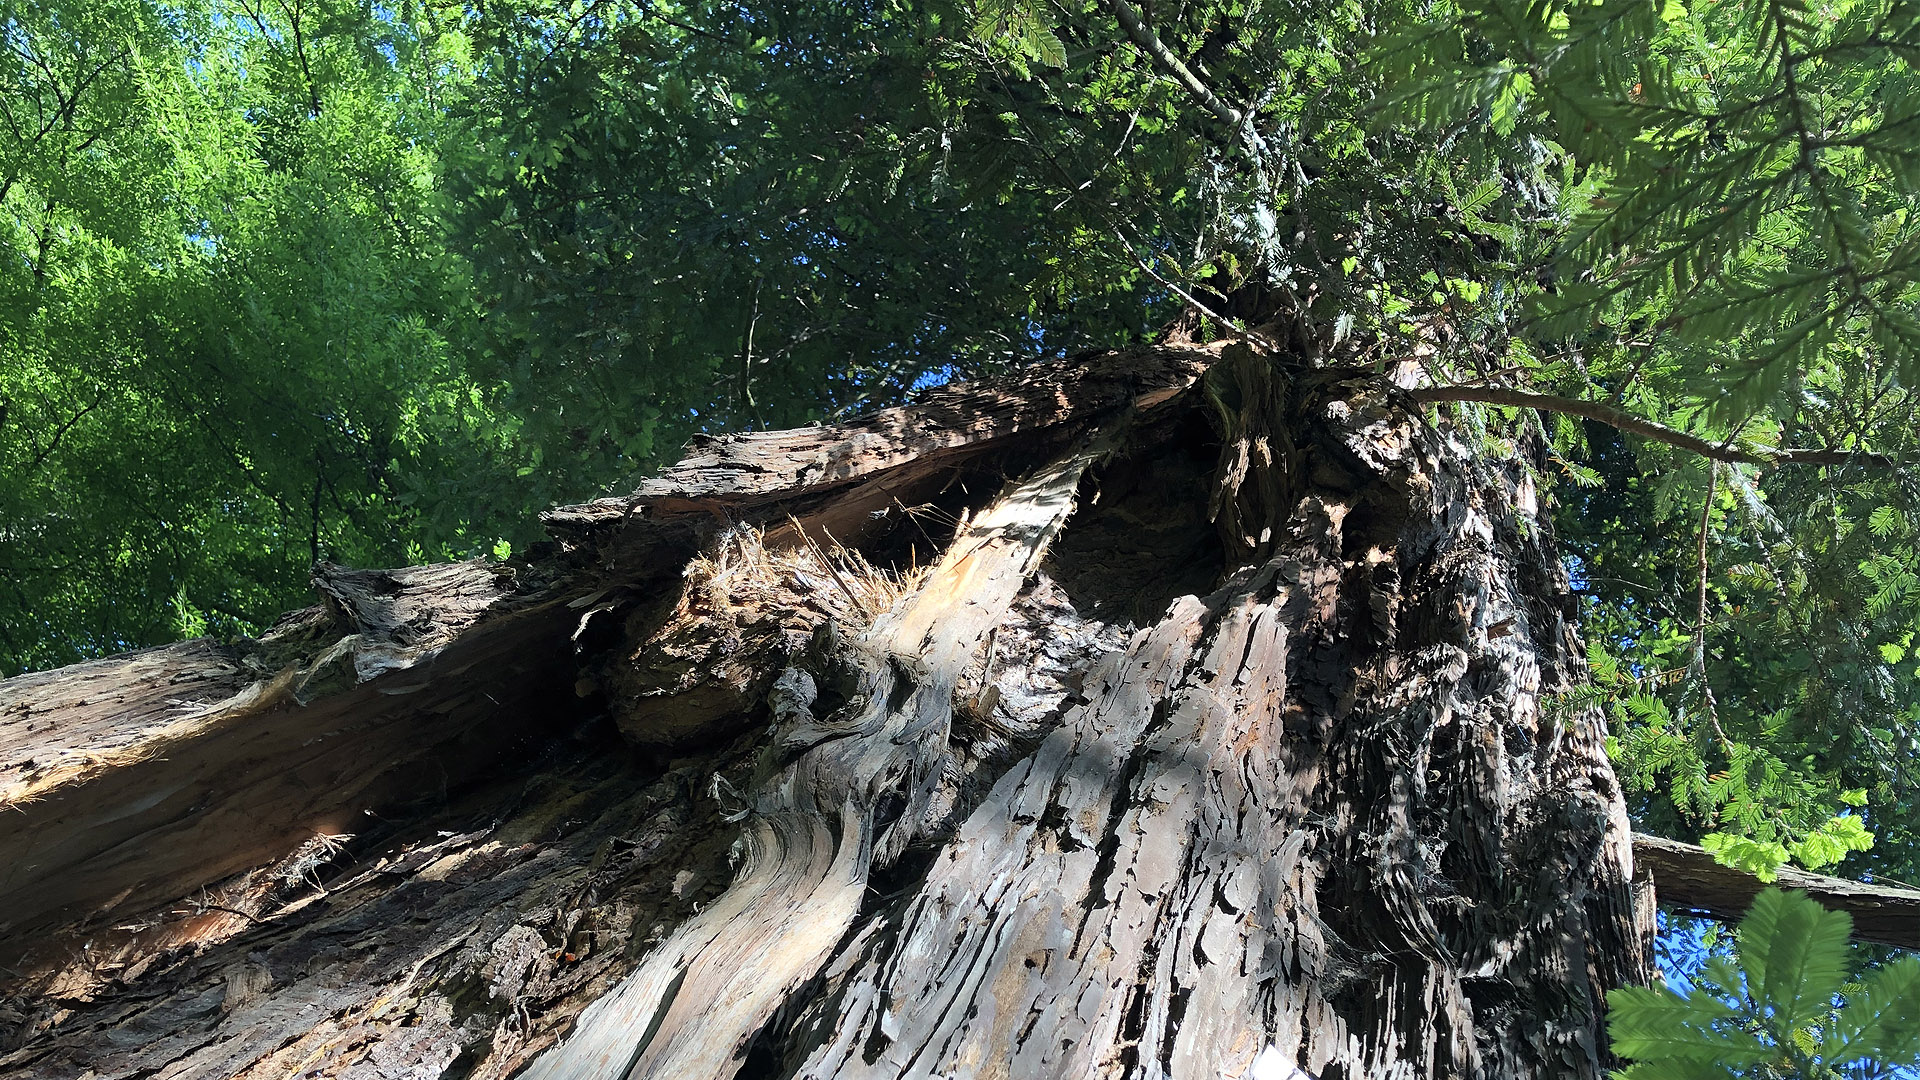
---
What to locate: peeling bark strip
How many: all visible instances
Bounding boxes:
[523,433,1115,1079]
[0,341,1666,1080]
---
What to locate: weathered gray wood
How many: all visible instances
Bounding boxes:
[751,362,1648,1079]
[0,560,579,959]
[0,347,1206,976]
[522,431,1115,1079]
[1,341,1669,1080]
[1636,832,1920,949]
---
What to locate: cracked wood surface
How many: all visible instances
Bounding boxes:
[0,342,1706,1080]
[521,433,1112,1080]
[749,364,1650,1079]
[0,349,1200,975]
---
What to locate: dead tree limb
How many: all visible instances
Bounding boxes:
[1635,833,1920,950]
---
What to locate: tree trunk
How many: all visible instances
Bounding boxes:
[0,341,1655,1080]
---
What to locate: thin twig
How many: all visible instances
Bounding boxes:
[1410,385,1901,469]
[1104,0,1242,129]
[1690,463,1734,755]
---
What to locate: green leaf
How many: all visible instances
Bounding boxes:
[1737,888,1854,1034]
[1824,956,1920,1065]
[1606,984,1770,1065]
[1786,815,1874,871]
[1702,833,1790,882]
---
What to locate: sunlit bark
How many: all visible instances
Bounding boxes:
[0,342,1667,1079]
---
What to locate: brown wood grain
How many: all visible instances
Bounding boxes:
[1635,832,1920,950]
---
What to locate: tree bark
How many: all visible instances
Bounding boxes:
[0,340,1658,1079]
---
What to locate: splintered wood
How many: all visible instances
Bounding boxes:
[760,385,1643,1078]
[526,365,1647,1080]
[600,528,921,747]
[521,435,1111,1080]
[0,344,1692,1080]
[0,560,570,953]
[0,346,1206,986]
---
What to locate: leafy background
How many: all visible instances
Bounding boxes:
[1619,893,1920,1078]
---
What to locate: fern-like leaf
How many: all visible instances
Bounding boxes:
[1607,985,1771,1065]
[1737,887,1855,1034]
[1823,955,1920,1066]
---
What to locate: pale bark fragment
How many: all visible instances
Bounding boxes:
[522,433,1115,1080]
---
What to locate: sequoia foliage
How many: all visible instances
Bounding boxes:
[2,0,1917,1000]
[1612,890,1920,1077]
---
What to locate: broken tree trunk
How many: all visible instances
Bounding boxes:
[0,338,1686,1079]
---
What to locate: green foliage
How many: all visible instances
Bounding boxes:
[441,0,1199,490]
[1610,889,1920,1077]
[2,0,1918,921]
[1570,419,1920,881]
[1369,0,1920,881]
[1376,0,1920,396]
[0,0,533,672]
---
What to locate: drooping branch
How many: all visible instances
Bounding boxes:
[1100,0,1281,185]
[1635,833,1920,950]
[1411,385,1901,469]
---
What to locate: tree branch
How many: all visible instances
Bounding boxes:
[1634,833,1920,951]
[1410,385,1901,469]
[27,388,104,470]
[274,0,323,117]
[1104,0,1243,130]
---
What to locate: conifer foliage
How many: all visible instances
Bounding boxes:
[2,0,1919,1067]
[1611,890,1920,1077]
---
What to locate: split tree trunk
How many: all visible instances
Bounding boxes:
[2,339,1666,1078]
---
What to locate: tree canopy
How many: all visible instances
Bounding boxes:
[3,0,1918,947]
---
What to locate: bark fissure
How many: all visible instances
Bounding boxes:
[520,431,1117,1079]
[0,341,1718,1080]
[739,360,1651,1079]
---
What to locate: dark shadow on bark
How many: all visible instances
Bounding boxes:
[1045,409,1226,627]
